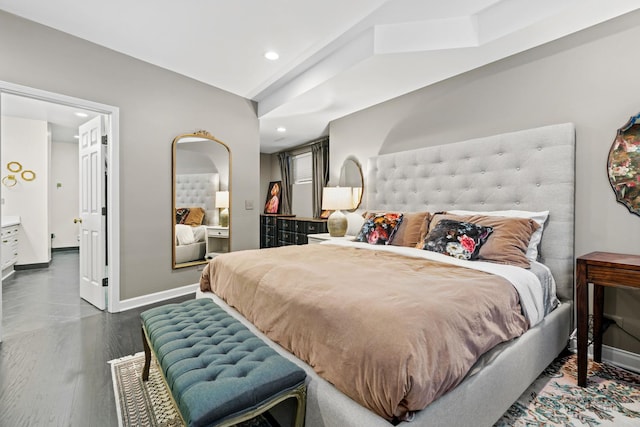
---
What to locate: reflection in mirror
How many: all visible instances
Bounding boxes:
[339,157,364,211]
[173,131,231,269]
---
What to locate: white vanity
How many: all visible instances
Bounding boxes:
[1,216,20,279]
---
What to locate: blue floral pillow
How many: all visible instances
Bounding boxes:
[420,219,493,260]
[356,212,404,245]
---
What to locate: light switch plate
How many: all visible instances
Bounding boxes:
[245,200,254,210]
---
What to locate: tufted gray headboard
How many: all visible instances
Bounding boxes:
[366,123,575,302]
[176,173,219,225]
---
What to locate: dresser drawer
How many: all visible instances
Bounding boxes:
[293,232,308,245]
[1,225,19,269]
[262,215,277,226]
[306,221,327,234]
[278,219,293,231]
[1,225,18,239]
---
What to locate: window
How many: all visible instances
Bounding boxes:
[293,152,312,184]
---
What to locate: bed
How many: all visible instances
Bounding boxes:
[197,123,575,426]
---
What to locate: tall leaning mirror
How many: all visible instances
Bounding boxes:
[172,130,231,269]
[339,157,364,211]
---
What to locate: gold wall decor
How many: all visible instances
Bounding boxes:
[7,161,22,172]
[21,170,36,181]
[2,175,17,187]
[2,161,36,186]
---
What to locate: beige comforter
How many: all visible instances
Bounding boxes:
[200,244,528,421]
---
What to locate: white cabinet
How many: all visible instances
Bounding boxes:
[205,226,229,259]
[1,224,19,279]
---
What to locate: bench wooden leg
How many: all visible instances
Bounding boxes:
[142,326,151,381]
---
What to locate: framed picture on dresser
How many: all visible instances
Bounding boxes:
[264,181,281,214]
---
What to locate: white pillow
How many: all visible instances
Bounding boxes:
[175,224,195,246]
[192,225,206,242]
[448,209,549,261]
[346,212,366,237]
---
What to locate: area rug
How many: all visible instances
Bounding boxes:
[495,353,640,426]
[109,352,274,427]
[111,352,640,427]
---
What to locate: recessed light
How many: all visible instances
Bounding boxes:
[276,127,286,133]
[74,135,79,139]
[265,51,279,61]
[75,112,88,118]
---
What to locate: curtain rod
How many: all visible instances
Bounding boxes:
[278,136,329,155]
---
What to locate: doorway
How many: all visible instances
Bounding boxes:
[0,81,120,341]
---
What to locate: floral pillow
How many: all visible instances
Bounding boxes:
[176,208,190,224]
[420,219,493,260]
[356,212,404,245]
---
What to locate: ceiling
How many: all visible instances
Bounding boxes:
[1,93,99,143]
[1,0,638,152]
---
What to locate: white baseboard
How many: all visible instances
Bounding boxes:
[117,283,198,312]
[568,336,640,374]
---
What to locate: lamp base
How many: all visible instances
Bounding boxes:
[327,210,347,237]
[220,208,229,228]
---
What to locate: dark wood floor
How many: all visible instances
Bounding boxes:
[0,251,194,426]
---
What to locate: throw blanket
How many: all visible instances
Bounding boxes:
[200,244,528,421]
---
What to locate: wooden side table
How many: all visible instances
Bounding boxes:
[576,251,640,386]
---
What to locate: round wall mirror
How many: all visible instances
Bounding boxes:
[172,131,231,269]
[339,157,364,211]
[608,113,640,217]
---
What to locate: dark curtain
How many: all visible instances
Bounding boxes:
[278,152,292,215]
[311,138,330,218]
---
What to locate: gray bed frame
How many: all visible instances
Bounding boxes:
[198,123,576,426]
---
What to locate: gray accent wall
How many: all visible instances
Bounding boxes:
[0,10,260,301]
[330,9,640,354]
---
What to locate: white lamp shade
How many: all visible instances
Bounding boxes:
[322,187,352,210]
[215,191,229,208]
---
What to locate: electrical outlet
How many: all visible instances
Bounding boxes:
[245,200,254,210]
[603,313,624,328]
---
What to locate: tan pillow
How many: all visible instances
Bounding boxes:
[421,213,539,268]
[184,207,205,226]
[390,211,431,247]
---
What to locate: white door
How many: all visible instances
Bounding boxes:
[78,116,107,310]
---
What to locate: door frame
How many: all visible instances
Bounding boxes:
[0,80,121,320]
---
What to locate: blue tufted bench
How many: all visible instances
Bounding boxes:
[140,298,306,427]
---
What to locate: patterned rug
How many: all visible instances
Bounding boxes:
[109,352,274,427]
[495,353,640,426]
[111,352,640,427]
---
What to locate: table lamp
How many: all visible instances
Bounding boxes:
[322,186,352,237]
[215,191,229,227]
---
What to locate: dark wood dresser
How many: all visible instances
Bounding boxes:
[259,215,328,248]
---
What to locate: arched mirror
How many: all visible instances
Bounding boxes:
[172,130,231,269]
[339,157,364,211]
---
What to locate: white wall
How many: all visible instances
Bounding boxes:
[0,10,260,300]
[330,9,640,354]
[50,140,79,249]
[0,116,49,264]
